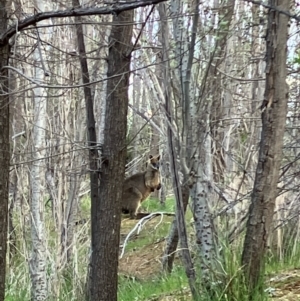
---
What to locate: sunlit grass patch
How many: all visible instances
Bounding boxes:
[119,266,191,301]
[141,196,176,213]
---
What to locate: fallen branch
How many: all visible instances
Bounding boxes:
[119,212,175,259]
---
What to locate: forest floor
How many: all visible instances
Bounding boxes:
[119,215,192,300]
[118,206,300,301]
[119,217,171,278]
[267,269,300,300]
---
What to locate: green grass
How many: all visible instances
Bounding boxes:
[6,195,300,301]
[266,230,300,274]
[141,196,176,213]
[119,267,189,301]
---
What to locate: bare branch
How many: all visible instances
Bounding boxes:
[243,0,299,21]
[119,212,174,259]
[130,5,155,54]
[128,103,164,135]
[1,60,169,93]
[0,0,168,46]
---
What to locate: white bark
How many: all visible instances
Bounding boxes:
[30,55,48,301]
[97,19,112,145]
[190,113,216,279]
[29,1,53,300]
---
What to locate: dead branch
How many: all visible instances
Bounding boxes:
[119,212,175,259]
[0,0,168,46]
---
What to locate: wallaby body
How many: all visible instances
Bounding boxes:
[122,155,161,219]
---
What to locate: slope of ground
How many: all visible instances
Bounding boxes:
[118,199,300,301]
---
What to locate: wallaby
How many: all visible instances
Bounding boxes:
[122,155,161,219]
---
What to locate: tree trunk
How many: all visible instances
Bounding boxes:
[30,69,48,300]
[189,129,217,282]
[159,3,198,299]
[162,184,189,272]
[29,1,53,298]
[189,0,235,287]
[89,5,133,301]
[0,1,9,300]
[241,0,290,293]
[72,1,99,299]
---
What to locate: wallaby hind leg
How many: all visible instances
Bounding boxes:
[122,187,143,219]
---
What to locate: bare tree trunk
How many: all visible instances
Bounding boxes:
[189,0,235,286]
[189,124,217,282]
[30,71,48,300]
[210,0,235,184]
[8,173,17,261]
[96,20,111,145]
[71,1,99,299]
[9,63,23,263]
[242,0,290,294]
[149,50,162,200]
[159,3,198,299]
[29,1,54,299]
[0,1,9,300]
[89,5,133,301]
[65,162,82,263]
[159,2,193,276]
[165,68,199,301]
[162,184,189,272]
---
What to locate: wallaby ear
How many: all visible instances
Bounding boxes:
[149,155,153,159]
[157,155,160,161]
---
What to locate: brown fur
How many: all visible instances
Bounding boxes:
[122,155,161,219]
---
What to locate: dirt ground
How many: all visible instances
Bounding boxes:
[119,217,169,279]
[119,217,300,300]
[267,269,300,300]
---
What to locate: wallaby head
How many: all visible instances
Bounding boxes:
[146,154,160,171]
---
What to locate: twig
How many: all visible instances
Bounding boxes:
[129,5,155,54]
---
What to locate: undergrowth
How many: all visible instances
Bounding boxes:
[5,196,300,301]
